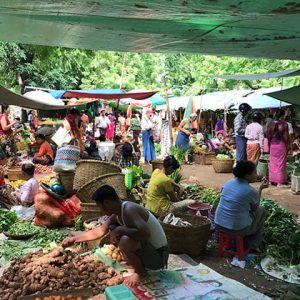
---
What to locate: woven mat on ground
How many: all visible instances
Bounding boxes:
[129,263,271,300]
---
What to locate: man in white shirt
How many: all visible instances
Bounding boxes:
[96,110,110,140]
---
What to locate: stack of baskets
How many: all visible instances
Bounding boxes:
[159,213,211,256]
[74,160,125,220]
[211,159,234,173]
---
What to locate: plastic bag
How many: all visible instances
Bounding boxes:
[10,205,35,220]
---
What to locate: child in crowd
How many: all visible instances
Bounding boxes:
[33,134,54,165]
[13,163,39,207]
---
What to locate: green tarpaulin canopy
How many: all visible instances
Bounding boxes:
[0,1,300,60]
[264,86,300,106]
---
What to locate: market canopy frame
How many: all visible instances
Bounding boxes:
[0,1,300,60]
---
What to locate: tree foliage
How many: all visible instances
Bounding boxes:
[0,42,299,95]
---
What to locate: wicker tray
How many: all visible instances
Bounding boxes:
[211,159,234,173]
[76,173,127,203]
[73,160,122,192]
[159,213,211,256]
[4,232,36,240]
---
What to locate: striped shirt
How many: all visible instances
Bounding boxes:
[234,114,247,137]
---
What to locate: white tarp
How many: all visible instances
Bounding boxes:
[0,85,75,110]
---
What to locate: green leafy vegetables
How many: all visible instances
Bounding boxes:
[0,208,17,232]
[261,198,300,265]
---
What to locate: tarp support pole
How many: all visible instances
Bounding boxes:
[163,76,173,146]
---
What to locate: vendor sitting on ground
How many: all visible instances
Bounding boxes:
[33,134,54,165]
[146,155,185,217]
[214,160,269,251]
[13,163,39,207]
[62,185,168,287]
[113,142,140,168]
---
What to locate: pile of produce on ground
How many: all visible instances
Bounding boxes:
[261,198,300,265]
[0,248,122,299]
[216,154,231,160]
[0,210,70,266]
[183,184,220,208]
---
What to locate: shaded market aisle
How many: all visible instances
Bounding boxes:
[181,165,300,220]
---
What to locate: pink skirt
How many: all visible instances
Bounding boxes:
[269,143,288,184]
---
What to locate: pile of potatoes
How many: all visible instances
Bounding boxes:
[0,248,123,300]
[101,244,124,262]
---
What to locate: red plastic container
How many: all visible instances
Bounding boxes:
[188,203,212,217]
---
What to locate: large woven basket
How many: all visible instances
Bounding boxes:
[194,153,215,165]
[159,213,211,256]
[57,170,75,196]
[211,159,234,173]
[76,173,127,203]
[80,203,103,221]
[73,160,122,192]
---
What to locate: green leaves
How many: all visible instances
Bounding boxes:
[261,198,300,265]
[0,209,17,232]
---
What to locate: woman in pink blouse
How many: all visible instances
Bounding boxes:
[245,113,264,164]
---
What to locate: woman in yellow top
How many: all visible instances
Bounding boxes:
[146,156,184,217]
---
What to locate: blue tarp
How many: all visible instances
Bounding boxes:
[49,89,123,99]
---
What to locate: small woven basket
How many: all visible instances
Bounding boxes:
[7,167,24,181]
[57,170,75,196]
[159,213,211,256]
[76,173,127,203]
[73,160,122,192]
[211,159,234,173]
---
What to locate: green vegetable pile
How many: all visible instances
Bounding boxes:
[183,184,220,208]
[170,146,186,165]
[261,198,300,265]
[0,208,17,232]
[0,209,69,266]
[6,220,39,235]
[128,165,143,187]
[216,154,231,160]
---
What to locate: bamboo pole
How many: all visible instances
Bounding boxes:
[163,75,173,146]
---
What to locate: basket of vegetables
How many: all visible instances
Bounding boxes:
[193,146,215,165]
[211,155,234,173]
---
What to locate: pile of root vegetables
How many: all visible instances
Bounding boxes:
[0,248,122,300]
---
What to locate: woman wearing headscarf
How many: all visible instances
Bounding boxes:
[0,104,17,166]
[175,113,198,152]
[267,109,290,187]
[141,109,156,163]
